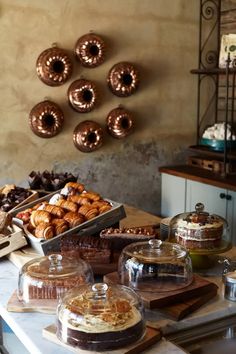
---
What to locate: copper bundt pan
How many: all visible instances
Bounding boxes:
[36,47,73,86]
[73,120,103,152]
[74,33,106,68]
[29,100,64,138]
[107,107,134,138]
[68,79,99,113]
[107,62,140,97]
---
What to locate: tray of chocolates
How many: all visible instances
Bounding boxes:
[0,184,38,212]
[12,181,126,255]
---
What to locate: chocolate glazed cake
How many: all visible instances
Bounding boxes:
[56,283,145,351]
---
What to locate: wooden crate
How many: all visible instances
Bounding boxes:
[188,156,236,174]
[0,224,27,258]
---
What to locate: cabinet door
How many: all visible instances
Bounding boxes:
[186,180,227,218]
[161,173,186,217]
[226,190,236,245]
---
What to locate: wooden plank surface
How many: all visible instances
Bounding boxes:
[104,272,218,310]
[42,324,162,354]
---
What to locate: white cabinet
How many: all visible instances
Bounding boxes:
[161,173,236,245]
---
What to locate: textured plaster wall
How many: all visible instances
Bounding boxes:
[0,0,198,215]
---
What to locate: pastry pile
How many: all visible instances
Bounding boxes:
[16,182,112,240]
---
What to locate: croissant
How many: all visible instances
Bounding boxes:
[99,204,112,214]
[30,210,51,228]
[34,222,54,239]
[68,195,91,206]
[63,212,85,228]
[55,199,78,212]
[51,218,69,235]
[78,205,99,220]
[32,201,48,210]
[81,191,101,201]
[91,200,110,209]
[65,182,85,193]
[43,204,65,218]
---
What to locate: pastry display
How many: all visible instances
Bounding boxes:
[73,120,104,152]
[17,254,93,302]
[119,239,193,292]
[28,170,78,191]
[36,46,73,86]
[15,183,113,241]
[56,283,145,350]
[60,234,111,264]
[29,100,64,138]
[74,33,106,68]
[0,185,33,212]
[172,203,225,250]
[107,106,134,139]
[67,79,99,113]
[107,62,140,97]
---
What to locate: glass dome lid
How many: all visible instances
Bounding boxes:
[56,282,145,351]
[118,240,193,292]
[17,253,93,303]
[169,202,230,253]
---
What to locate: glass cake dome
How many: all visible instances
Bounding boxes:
[169,202,231,254]
[56,282,145,351]
[17,253,93,304]
[118,239,193,292]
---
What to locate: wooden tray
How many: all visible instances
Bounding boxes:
[0,224,27,258]
[104,272,218,310]
[42,324,162,354]
[7,290,57,314]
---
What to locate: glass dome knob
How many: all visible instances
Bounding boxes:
[49,254,63,272]
[195,202,204,213]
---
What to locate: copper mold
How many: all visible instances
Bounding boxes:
[74,33,106,68]
[68,79,99,113]
[107,107,134,139]
[29,100,64,138]
[107,62,140,97]
[36,47,73,86]
[73,120,104,152]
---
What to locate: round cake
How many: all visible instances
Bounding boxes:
[175,211,224,250]
[56,283,145,351]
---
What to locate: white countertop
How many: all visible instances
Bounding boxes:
[0,257,186,354]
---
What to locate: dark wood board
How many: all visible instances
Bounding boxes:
[103,272,218,310]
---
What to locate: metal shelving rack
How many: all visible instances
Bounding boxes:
[190,0,236,176]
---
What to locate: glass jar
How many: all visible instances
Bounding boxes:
[56,282,145,351]
[169,203,230,253]
[118,239,193,292]
[17,253,93,303]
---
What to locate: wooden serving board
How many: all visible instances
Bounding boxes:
[7,290,57,314]
[103,272,218,310]
[42,324,162,354]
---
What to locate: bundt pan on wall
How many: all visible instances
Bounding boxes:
[29,100,64,138]
[67,79,99,113]
[74,33,106,68]
[107,106,134,139]
[107,62,140,97]
[73,120,104,152]
[36,46,73,86]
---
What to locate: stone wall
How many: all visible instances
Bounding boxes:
[0,0,199,215]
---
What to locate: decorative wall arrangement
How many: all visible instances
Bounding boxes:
[31,32,140,151]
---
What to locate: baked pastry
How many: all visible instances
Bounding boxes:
[34,222,54,239]
[30,210,52,228]
[80,191,101,201]
[56,283,144,350]
[60,234,111,264]
[64,182,85,193]
[43,204,65,218]
[63,212,85,228]
[78,205,99,220]
[56,199,78,213]
[51,218,69,235]
[175,210,224,249]
[68,195,91,206]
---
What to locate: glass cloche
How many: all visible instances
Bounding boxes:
[56,282,145,351]
[169,202,231,254]
[118,239,193,292]
[17,253,93,304]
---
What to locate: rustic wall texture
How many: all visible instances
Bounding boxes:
[0,0,199,215]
